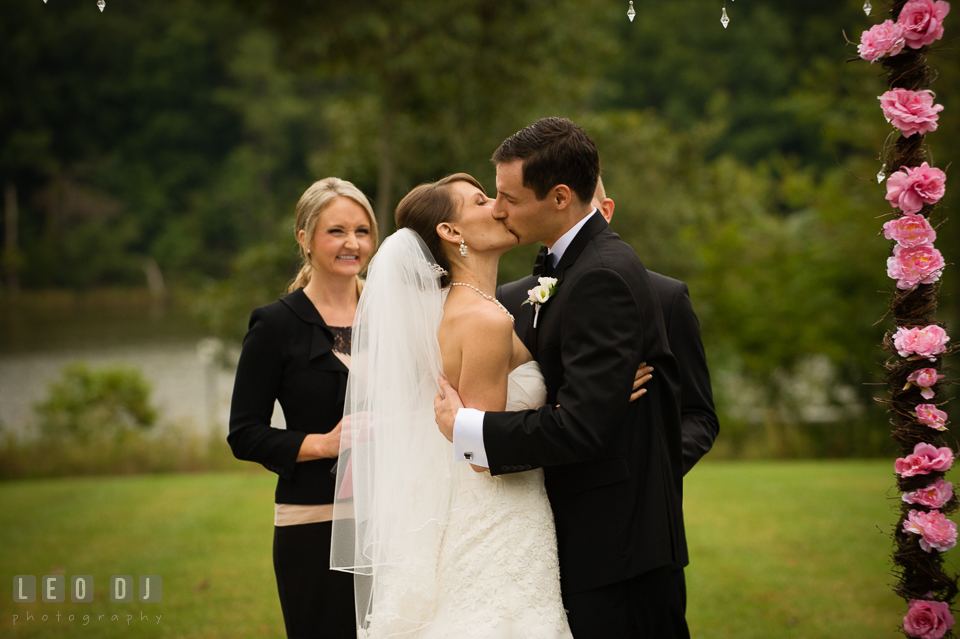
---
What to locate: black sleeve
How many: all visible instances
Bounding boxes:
[483,268,642,470]
[227,308,307,480]
[668,284,720,475]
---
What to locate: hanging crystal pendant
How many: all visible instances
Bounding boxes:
[721,7,730,29]
[43,0,48,4]
[98,0,105,11]
[863,0,872,16]
[627,1,636,22]
[877,164,887,184]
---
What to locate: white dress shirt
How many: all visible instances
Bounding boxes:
[452,210,598,466]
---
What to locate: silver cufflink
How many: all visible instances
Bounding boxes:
[464,452,473,461]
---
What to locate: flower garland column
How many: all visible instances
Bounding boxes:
[858,1,957,637]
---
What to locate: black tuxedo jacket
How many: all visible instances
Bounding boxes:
[227,288,348,505]
[499,272,719,476]
[485,213,684,594]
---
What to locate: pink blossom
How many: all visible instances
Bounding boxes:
[883,213,938,248]
[895,327,922,357]
[905,595,955,639]
[859,20,908,62]
[907,368,946,399]
[887,244,945,289]
[898,0,951,49]
[904,509,958,552]
[915,325,951,360]
[917,404,950,431]
[886,164,948,213]
[903,478,954,508]
[895,442,955,477]
[880,88,945,137]
[894,325,950,361]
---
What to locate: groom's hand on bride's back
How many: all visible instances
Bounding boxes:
[436,361,651,433]
[434,377,488,473]
[434,362,648,471]
[434,376,463,443]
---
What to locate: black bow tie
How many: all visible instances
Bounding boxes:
[532,245,553,277]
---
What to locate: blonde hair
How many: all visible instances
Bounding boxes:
[288,177,379,294]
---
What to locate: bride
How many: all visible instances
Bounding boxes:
[331,173,646,638]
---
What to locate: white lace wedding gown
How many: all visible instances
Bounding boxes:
[421,360,573,639]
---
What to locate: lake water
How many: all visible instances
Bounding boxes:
[0,290,285,437]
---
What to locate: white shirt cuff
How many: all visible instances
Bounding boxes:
[453,408,488,466]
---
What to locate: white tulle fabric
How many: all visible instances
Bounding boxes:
[331,229,454,637]
[331,228,571,639]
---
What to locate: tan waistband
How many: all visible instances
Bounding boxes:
[274,503,335,527]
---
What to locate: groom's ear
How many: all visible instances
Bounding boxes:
[552,185,573,210]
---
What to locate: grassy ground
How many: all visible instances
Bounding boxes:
[1,461,954,638]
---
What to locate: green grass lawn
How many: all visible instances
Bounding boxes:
[1,461,954,638]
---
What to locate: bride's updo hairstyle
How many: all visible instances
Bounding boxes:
[394,173,485,288]
[289,177,379,294]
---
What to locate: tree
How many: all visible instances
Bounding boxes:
[232,0,618,232]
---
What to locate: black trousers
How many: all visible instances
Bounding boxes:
[562,565,690,639]
[273,521,356,639]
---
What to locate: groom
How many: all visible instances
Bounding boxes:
[435,117,688,638]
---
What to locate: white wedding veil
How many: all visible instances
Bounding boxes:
[331,228,456,638]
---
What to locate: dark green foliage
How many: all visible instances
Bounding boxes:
[3,0,958,458]
[34,362,158,442]
[1,0,320,287]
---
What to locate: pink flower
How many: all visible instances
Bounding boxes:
[904,509,958,552]
[895,327,922,357]
[883,213,938,247]
[915,325,951,360]
[905,595,955,639]
[917,404,950,431]
[887,244,945,289]
[898,0,951,49]
[895,442,955,477]
[859,20,908,62]
[903,479,954,508]
[880,88,945,137]
[907,368,946,399]
[894,325,951,360]
[886,164,948,213]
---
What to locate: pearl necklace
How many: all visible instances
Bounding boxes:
[450,282,515,323]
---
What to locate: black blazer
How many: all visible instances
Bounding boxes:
[497,272,719,475]
[485,213,684,594]
[227,288,348,505]
[647,273,719,475]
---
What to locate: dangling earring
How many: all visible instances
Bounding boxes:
[459,239,468,258]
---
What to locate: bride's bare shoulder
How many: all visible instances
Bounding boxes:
[440,295,514,342]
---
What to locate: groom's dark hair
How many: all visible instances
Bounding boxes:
[492,117,600,204]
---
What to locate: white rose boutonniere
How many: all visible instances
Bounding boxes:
[523,277,559,328]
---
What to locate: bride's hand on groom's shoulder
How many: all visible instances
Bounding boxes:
[630,362,654,402]
[434,376,463,443]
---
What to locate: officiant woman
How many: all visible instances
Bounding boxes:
[228,177,378,639]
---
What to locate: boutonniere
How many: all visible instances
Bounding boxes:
[523,277,559,328]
